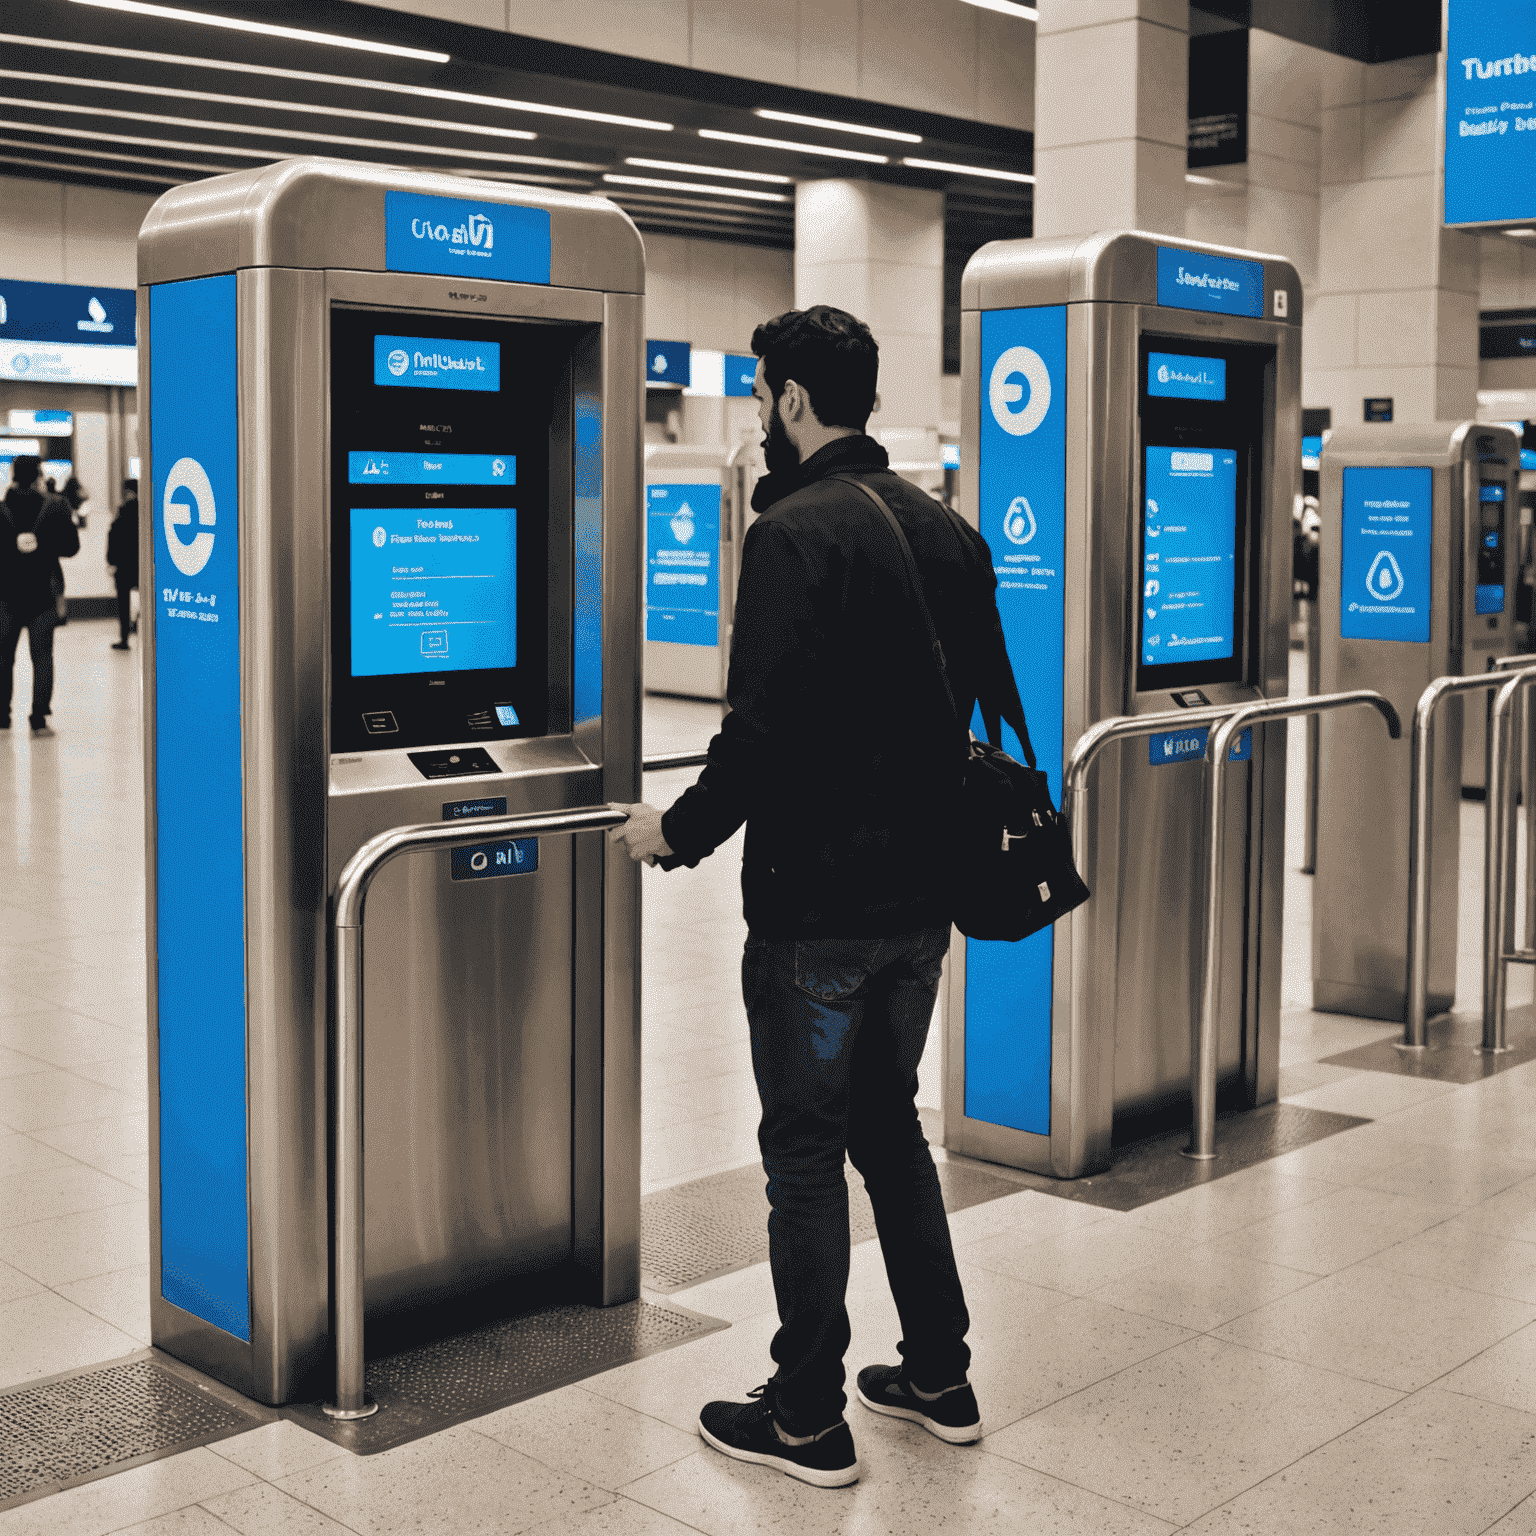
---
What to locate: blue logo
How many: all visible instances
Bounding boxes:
[373,334,499,392]
[647,339,691,386]
[384,191,551,285]
[1156,247,1263,318]
[988,346,1052,436]
[450,837,539,881]
[1148,352,1227,402]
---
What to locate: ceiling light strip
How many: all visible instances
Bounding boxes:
[753,108,919,145]
[67,0,450,64]
[958,0,1038,18]
[0,112,278,160]
[603,173,788,203]
[442,168,597,186]
[0,34,673,131]
[901,156,1034,183]
[0,131,253,175]
[0,148,181,184]
[698,128,887,165]
[624,157,790,185]
[0,94,556,164]
[0,64,537,142]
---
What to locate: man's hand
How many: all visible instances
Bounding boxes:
[608,802,673,866]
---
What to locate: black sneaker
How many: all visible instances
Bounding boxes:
[856,1364,982,1444]
[698,1384,860,1488]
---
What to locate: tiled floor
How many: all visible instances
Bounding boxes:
[7,628,1536,1533]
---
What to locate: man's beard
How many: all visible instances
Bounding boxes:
[761,396,799,476]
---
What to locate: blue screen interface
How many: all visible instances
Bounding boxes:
[1148,352,1227,401]
[1142,446,1238,667]
[373,334,500,392]
[348,451,514,485]
[1339,465,1433,643]
[350,506,516,677]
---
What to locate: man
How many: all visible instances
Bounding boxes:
[0,455,79,736]
[107,478,140,651]
[612,306,1026,1487]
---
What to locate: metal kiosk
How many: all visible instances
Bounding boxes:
[138,159,643,1405]
[1312,422,1520,1019]
[946,231,1300,1178]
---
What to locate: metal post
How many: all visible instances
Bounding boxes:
[322,804,628,1422]
[1483,672,1536,1052]
[1190,690,1401,1160]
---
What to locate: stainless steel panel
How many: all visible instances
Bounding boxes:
[139,159,645,296]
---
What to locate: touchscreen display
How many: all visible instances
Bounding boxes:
[1141,446,1239,667]
[350,506,517,677]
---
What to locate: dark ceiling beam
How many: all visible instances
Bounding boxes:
[1190,0,1441,64]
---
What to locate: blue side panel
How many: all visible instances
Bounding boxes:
[965,306,1067,1138]
[646,482,720,646]
[573,390,603,724]
[1339,465,1433,644]
[150,274,249,1342]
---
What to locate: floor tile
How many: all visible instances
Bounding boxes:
[0,1447,254,1536]
[0,1195,148,1285]
[0,1285,142,1388]
[1486,1494,1536,1535]
[110,1509,233,1536]
[1127,1165,1337,1243]
[985,1333,1400,1527]
[1181,1387,1536,1535]
[519,1499,721,1536]
[30,1112,148,1172]
[1213,1262,1536,1391]
[0,1256,42,1305]
[1439,1321,1536,1415]
[1349,1138,1536,1207]
[207,1419,349,1483]
[56,1264,152,1344]
[0,1008,140,1070]
[0,1066,140,1132]
[275,1424,612,1536]
[0,1129,75,1179]
[201,1481,360,1535]
[1089,1245,1320,1332]
[961,1215,1193,1296]
[663,1263,777,1325]
[1363,1221,1536,1304]
[0,1159,140,1228]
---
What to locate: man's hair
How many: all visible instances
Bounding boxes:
[750,306,878,430]
[11,456,39,487]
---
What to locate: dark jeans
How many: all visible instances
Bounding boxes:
[0,606,58,725]
[743,927,971,1435]
[116,580,136,643]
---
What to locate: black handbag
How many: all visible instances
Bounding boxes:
[832,474,1091,943]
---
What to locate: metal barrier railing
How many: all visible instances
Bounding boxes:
[642,750,710,773]
[1403,659,1536,1049]
[1482,664,1536,1052]
[1193,692,1400,1158]
[323,804,629,1421]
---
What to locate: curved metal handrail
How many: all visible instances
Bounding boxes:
[1483,666,1536,1051]
[641,750,711,773]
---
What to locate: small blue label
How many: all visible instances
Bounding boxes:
[443,796,507,821]
[349,451,514,484]
[384,191,550,284]
[1156,247,1264,318]
[495,704,518,726]
[451,837,538,880]
[1341,465,1433,643]
[1302,434,1323,468]
[647,340,690,386]
[724,353,756,397]
[374,334,499,392]
[1523,449,1536,471]
[1148,352,1226,401]
[1148,726,1252,765]
[1477,583,1506,614]
[1481,481,1506,502]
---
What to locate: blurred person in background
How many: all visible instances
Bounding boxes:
[0,455,79,735]
[63,474,91,528]
[107,478,139,651]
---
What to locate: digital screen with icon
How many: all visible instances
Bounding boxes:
[349,506,517,677]
[373,334,500,391]
[1140,446,1239,667]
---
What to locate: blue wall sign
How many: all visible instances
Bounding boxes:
[1148,726,1252,765]
[646,481,720,646]
[450,837,539,880]
[1340,465,1433,643]
[967,305,1066,1138]
[384,192,550,284]
[373,334,499,392]
[1445,0,1536,225]
[725,353,757,397]
[348,451,514,485]
[150,274,249,1342]
[443,796,507,820]
[1156,247,1264,318]
[0,278,137,385]
[1148,352,1227,402]
[647,340,690,386]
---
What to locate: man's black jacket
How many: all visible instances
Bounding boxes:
[659,435,1025,938]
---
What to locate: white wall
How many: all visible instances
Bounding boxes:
[352,0,1034,130]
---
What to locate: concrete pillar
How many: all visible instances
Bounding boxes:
[1306,53,1481,426]
[1034,0,1189,241]
[793,179,943,432]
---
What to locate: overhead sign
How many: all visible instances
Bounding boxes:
[383,191,551,284]
[1445,0,1536,226]
[646,339,690,387]
[646,481,719,646]
[7,409,71,436]
[0,279,136,386]
[1340,465,1433,643]
[1188,28,1248,168]
[725,353,757,397]
[1156,247,1263,318]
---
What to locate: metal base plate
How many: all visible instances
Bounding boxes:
[0,1351,273,1513]
[285,1298,726,1456]
[1323,1005,1536,1083]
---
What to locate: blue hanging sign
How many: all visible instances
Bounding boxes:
[1444,0,1536,226]
[0,278,137,385]
[1340,465,1433,643]
[724,353,757,397]
[647,340,691,386]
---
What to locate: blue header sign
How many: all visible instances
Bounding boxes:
[0,278,137,385]
[966,305,1067,1140]
[1148,352,1226,401]
[1340,465,1433,643]
[150,273,249,1343]
[646,481,720,646]
[374,334,499,391]
[725,353,756,397]
[384,191,550,284]
[1156,247,1264,318]
[1445,0,1536,225]
[647,339,690,386]
[348,451,513,485]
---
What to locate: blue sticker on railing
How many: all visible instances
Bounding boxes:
[1156,247,1263,318]
[442,796,508,821]
[384,192,550,284]
[1148,726,1252,766]
[964,304,1066,1139]
[151,273,249,1343]
[450,837,539,880]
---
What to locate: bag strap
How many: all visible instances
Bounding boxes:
[828,472,1036,768]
